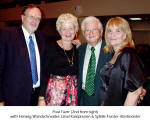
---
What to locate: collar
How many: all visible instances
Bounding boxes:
[87,39,102,50]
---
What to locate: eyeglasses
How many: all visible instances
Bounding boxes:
[24,14,41,21]
[84,29,99,34]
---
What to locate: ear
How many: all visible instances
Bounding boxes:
[123,33,126,40]
[21,15,24,22]
[99,29,103,36]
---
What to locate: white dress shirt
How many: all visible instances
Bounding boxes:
[82,40,102,89]
[22,25,40,88]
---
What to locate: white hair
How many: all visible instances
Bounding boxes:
[56,13,78,32]
[81,16,103,33]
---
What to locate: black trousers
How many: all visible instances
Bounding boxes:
[78,89,97,106]
[29,87,40,106]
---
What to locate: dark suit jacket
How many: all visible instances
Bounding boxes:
[0,27,46,106]
[77,40,112,106]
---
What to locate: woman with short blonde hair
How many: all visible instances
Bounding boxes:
[38,13,79,106]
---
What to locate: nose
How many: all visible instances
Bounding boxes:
[33,17,40,22]
[110,32,116,37]
[89,30,95,35]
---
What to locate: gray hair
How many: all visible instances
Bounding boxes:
[81,16,103,33]
[56,13,78,32]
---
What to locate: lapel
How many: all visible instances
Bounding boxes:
[17,27,32,76]
[95,40,106,78]
[35,31,42,57]
[94,39,110,92]
[78,43,87,88]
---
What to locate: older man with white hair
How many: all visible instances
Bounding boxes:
[77,16,112,106]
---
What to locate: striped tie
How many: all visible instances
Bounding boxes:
[85,47,96,96]
[29,35,38,85]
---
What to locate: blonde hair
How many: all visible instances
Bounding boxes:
[104,17,135,53]
[56,13,78,33]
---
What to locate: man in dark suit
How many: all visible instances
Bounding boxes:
[78,16,111,106]
[0,5,46,106]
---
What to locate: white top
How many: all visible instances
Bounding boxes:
[22,25,40,88]
[82,40,102,89]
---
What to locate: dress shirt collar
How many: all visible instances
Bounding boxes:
[87,39,102,51]
[21,25,35,42]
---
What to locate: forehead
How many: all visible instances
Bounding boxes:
[61,22,74,28]
[108,24,122,30]
[85,20,98,29]
[25,8,41,16]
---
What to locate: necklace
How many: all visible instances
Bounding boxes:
[61,41,74,67]
[63,48,74,66]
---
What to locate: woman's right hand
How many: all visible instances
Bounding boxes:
[38,97,46,106]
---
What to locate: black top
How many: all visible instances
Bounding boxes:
[40,41,78,96]
[99,47,146,106]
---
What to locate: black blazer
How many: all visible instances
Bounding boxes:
[0,27,46,105]
[77,40,112,106]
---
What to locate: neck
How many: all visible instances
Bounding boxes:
[88,39,101,47]
[60,40,73,50]
[113,45,121,53]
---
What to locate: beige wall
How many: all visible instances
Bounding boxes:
[0,0,150,45]
[0,0,150,21]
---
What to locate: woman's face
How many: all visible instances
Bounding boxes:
[107,25,126,49]
[59,22,76,42]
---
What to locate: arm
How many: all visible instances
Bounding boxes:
[124,87,142,106]
[121,49,146,105]
[0,29,7,104]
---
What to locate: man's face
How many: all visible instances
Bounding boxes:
[84,20,103,46]
[21,7,41,34]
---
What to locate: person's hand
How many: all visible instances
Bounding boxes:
[138,88,146,104]
[72,39,81,48]
[38,97,46,106]
[140,88,146,101]
[0,102,5,106]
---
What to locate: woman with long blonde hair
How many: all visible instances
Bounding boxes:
[99,17,146,106]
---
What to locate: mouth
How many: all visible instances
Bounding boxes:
[65,34,73,38]
[88,35,95,39]
[110,38,117,41]
[66,34,71,37]
[30,23,37,28]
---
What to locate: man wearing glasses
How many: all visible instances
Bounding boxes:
[77,16,112,106]
[0,4,46,106]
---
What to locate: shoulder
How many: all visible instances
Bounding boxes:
[122,47,136,54]
[0,27,18,34]
[120,47,143,68]
[120,47,138,59]
[0,27,20,43]
[35,30,49,41]
[101,40,106,47]
[78,43,87,51]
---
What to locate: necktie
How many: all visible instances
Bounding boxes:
[29,35,38,85]
[85,47,96,96]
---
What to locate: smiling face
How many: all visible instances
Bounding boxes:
[59,22,76,42]
[84,20,103,46]
[107,25,126,50]
[21,7,41,34]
